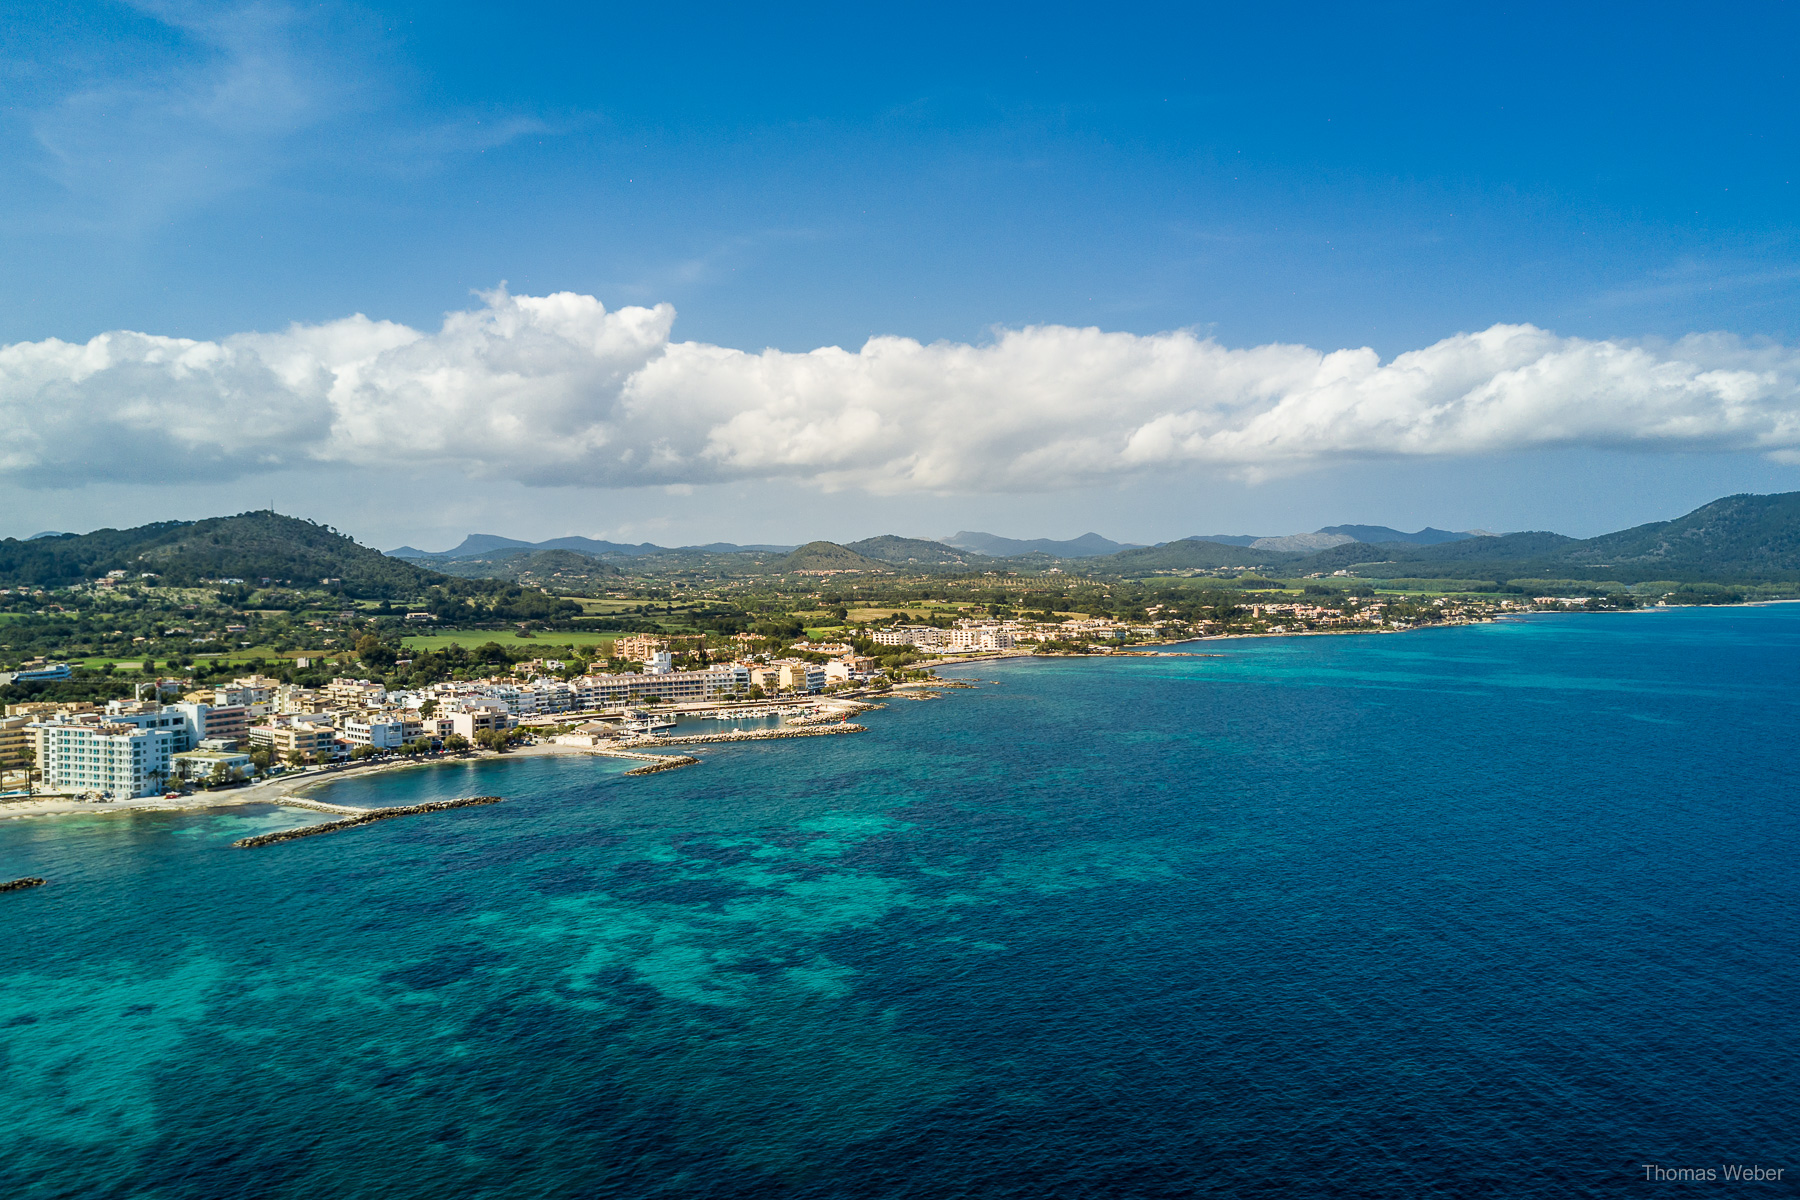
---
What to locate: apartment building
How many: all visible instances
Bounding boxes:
[325,678,387,708]
[168,701,249,746]
[778,661,826,693]
[32,717,181,800]
[169,749,254,784]
[342,718,407,750]
[613,634,668,662]
[276,684,324,713]
[570,664,750,707]
[248,721,338,761]
[443,707,509,740]
[0,715,33,769]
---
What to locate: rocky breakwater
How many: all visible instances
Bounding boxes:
[658,723,867,745]
[233,796,504,849]
[1,876,47,892]
[622,755,701,776]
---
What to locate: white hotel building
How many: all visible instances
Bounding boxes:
[32,712,187,800]
[571,657,751,707]
[28,700,234,800]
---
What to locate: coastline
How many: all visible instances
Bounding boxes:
[0,747,566,823]
[0,731,817,825]
[0,606,1764,824]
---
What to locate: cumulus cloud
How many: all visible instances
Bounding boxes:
[4,288,1800,492]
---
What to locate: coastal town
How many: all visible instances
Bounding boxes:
[0,584,1600,808]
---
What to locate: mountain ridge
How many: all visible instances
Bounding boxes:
[942,531,1141,558]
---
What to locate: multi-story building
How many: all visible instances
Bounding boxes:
[570,664,750,707]
[947,629,1015,651]
[168,702,250,747]
[444,707,508,740]
[214,677,278,715]
[4,662,72,683]
[325,677,386,709]
[248,720,338,761]
[170,748,253,784]
[276,684,324,714]
[777,661,826,693]
[613,634,667,662]
[0,715,33,769]
[31,716,181,800]
[342,718,407,750]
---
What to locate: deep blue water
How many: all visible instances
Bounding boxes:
[4,606,1798,1198]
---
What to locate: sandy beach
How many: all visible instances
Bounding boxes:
[0,746,592,823]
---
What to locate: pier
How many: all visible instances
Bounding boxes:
[233,796,504,849]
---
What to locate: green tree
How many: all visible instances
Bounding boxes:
[356,633,396,669]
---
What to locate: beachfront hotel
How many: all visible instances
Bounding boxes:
[30,708,188,801]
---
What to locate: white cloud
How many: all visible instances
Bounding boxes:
[3,288,1800,492]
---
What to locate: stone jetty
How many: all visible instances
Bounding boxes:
[622,755,701,776]
[656,723,865,746]
[275,796,369,817]
[233,796,504,849]
[1,876,47,892]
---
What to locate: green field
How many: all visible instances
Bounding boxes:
[402,630,621,653]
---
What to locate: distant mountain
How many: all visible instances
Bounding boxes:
[686,542,797,554]
[847,535,982,566]
[1272,493,1800,583]
[1184,534,1263,547]
[1288,531,1580,578]
[773,541,886,572]
[1557,492,1800,577]
[427,548,621,591]
[1318,525,1477,546]
[1100,538,1301,571]
[0,512,447,597]
[27,531,66,540]
[943,531,1141,558]
[390,534,797,560]
[396,533,664,559]
[1249,532,1359,553]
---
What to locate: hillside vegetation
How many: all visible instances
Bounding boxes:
[1268,494,1800,583]
[0,512,437,595]
[773,541,887,572]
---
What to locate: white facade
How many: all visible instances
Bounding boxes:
[170,749,253,783]
[32,719,181,800]
[343,718,407,749]
[571,664,749,707]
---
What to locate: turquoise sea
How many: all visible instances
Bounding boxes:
[4,606,1799,1198]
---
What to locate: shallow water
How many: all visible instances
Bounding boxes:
[4,606,1798,1198]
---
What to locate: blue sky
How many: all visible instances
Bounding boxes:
[3,1,1799,548]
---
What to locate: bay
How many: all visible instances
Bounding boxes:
[4,605,1798,1198]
